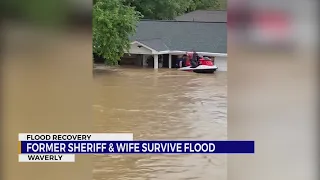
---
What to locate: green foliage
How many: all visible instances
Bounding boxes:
[93,0,142,65]
[123,0,189,20]
[189,0,221,12]
[123,0,223,20]
[207,0,226,10]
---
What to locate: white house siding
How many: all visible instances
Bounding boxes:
[214,56,227,71]
[128,43,153,54]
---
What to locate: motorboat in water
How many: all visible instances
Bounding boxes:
[178,52,218,73]
[179,65,218,73]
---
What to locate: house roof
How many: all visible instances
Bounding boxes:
[175,10,227,22]
[130,20,227,53]
[138,38,169,52]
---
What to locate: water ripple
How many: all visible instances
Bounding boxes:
[93,69,227,180]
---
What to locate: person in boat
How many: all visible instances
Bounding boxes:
[182,54,187,67]
[176,55,184,68]
[190,51,199,68]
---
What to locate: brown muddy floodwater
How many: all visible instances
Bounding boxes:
[93,67,227,180]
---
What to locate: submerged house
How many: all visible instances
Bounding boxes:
[120,10,228,71]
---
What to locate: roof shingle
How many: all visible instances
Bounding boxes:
[130,20,227,53]
[175,10,227,22]
[138,38,169,51]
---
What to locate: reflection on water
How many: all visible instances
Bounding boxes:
[93,67,227,180]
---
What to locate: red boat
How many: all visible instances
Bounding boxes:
[179,52,218,73]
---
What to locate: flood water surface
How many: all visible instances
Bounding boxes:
[93,68,227,180]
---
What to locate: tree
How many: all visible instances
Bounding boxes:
[123,0,222,20]
[93,0,142,65]
[188,0,221,12]
[123,0,190,20]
